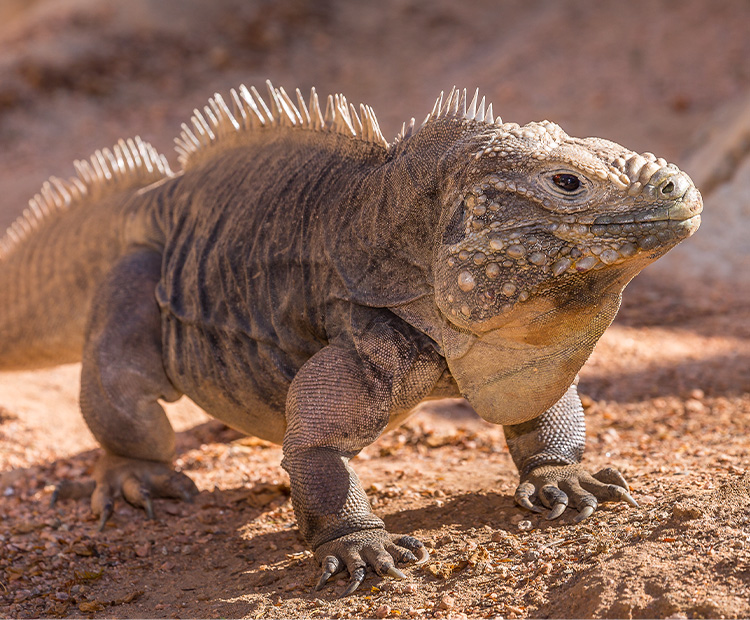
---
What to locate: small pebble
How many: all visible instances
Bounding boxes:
[518,520,533,530]
[438,595,455,610]
[135,543,151,558]
[375,604,391,618]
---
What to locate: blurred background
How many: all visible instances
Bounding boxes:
[0,0,749,304]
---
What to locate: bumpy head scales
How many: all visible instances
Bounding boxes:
[431,90,702,331]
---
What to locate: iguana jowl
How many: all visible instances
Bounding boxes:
[0,83,702,595]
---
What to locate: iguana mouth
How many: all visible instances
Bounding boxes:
[552,185,702,257]
[592,195,702,227]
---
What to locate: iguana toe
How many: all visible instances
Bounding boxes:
[315,555,344,591]
[392,535,430,564]
[341,565,366,597]
[50,479,96,507]
[514,481,544,513]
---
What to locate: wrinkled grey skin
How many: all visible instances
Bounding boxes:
[0,86,702,597]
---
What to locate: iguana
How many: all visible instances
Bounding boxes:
[0,82,702,596]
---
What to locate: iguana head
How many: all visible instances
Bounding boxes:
[435,117,701,333]
[428,89,702,423]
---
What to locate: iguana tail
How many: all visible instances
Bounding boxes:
[0,137,173,370]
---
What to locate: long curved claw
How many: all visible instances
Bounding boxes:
[622,491,639,508]
[414,546,430,566]
[315,556,342,591]
[386,566,406,579]
[547,502,567,520]
[518,495,544,512]
[574,505,595,523]
[341,566,366,597]
[143,492,155,521]
[97,500,114,532]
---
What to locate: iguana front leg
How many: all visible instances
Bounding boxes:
[282,319,443,596]
[503,381,638,522]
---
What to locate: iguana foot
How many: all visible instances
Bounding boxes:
[51,453,198,530]
[514,464,638,522]
[314,531,429,597]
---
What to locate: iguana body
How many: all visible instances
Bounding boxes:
[0,83,702,595]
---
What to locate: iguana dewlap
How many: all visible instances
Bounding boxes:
[0,83,702,596]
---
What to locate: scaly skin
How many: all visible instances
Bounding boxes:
[0,84,701,597]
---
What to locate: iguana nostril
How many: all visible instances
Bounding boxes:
[661,181,675,194]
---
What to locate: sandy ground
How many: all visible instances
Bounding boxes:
[1,1,750,618]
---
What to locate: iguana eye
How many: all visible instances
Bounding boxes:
[552,173,580,192]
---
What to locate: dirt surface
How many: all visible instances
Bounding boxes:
[1,1,750,618]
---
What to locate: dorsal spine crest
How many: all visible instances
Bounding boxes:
[0,137,172,260]
[174,80,392,169]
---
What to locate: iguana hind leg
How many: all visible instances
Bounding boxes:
[55,250,198,528]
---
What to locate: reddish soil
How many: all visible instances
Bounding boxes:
[1,1,750,618]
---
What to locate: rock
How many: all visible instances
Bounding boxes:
[437,595,455,610]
